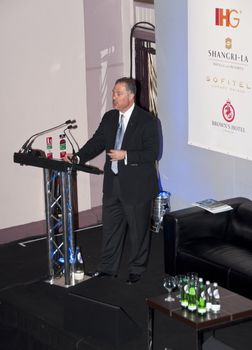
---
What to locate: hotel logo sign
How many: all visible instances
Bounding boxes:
[215,8,240,28]
[212,100,245,133]
[225,38,232,50]
[222,100,235,123]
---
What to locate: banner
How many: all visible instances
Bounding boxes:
[188,0,252,160]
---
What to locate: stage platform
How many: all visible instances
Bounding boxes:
[0,226,166,350]
[0,226,252,350]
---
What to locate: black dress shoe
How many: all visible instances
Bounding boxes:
[93,271,117,278]
[126,273,141,284]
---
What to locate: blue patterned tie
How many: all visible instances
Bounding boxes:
[111,114,125,174]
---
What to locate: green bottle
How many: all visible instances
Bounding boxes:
[180,276,189,308]
[197,277,207,315]
[188,279,197,312]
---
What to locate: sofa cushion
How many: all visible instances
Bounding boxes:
[227,201,252,247]
[174,209,230,244]
[229,270,252,299]
[182,240,252,274]
[177,241,229,287]
[179,238,252,285]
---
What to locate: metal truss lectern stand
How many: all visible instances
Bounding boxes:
[14,152,103,287]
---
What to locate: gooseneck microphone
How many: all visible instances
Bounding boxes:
[68,126,80,153]
[19,119,76,153]
[63,125,78,155]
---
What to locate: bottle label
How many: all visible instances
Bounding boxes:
[213,289,220,299]
[189,287,196,295]
[188,304,197,311]
[60,141,66,150]
[198,296,206,308]
[198,307,206,315]
[74,270,84,281]
[59,134,66,150]
[46,137,53,149]
[211,304,221,313]
[181,300,188,308]
[77,251,83,264]
[47,152,53,159]
[206,302,212,312]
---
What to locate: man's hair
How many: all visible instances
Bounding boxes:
[115,77,137,95]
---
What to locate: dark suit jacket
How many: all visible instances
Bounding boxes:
[76,105,159,205]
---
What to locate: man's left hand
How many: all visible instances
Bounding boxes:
[107,149,126,161]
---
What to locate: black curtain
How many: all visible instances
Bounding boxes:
[130,22,156,112]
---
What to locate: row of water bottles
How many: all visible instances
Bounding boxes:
[179,273,221,315]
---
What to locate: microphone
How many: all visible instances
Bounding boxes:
[63,125,78,155]
[68,125,80,153]
[19,119,76,153]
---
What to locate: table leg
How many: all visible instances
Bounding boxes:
[196,330,204,350]
[148,307,154,350]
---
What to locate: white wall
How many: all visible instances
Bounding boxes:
[0,0,91,229]
[0,0,136,231]
[155,0,252,210]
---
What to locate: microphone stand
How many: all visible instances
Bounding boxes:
[19,119,76,153]
[63,125,78,155]
[68,127,80,153]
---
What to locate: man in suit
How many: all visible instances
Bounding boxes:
[72,77,159,284]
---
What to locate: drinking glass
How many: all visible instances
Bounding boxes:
[175,274,186,299]
[187,272,198,286]
[163,276,176,302]
[186,272,198,282]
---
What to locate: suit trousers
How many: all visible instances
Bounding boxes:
[99,175,152,275]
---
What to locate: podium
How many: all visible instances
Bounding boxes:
[14,151,103,287]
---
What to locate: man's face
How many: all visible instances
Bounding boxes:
[112,82,134,112]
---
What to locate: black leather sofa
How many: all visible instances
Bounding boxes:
[163,197,252,299]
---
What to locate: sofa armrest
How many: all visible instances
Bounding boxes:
[163,197,250,275]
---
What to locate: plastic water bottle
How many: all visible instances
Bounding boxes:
[205,280,212,312]
[211,282,221,313]
[74,246,85,281]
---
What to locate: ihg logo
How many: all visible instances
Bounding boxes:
[215,8,240,28]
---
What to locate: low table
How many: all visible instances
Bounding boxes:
[146,287,252,350]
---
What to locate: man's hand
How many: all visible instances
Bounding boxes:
[107,149,126,161]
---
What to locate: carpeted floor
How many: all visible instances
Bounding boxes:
[0,226,251,350]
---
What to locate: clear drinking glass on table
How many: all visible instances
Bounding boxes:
[186,272,199,282]
[163,276,176,302]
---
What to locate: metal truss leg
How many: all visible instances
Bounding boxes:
[44,168,57,283]
[60,169,75,286]
[44,168,76,286]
